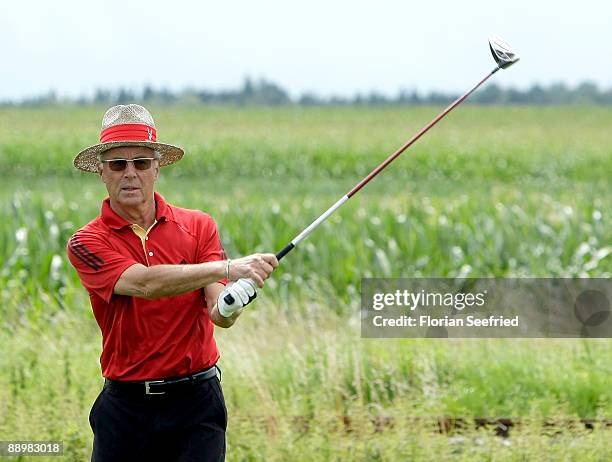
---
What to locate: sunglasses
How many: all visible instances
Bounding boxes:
[101,157,157,171]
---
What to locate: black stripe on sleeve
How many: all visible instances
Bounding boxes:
[69,236,104,271]
[71,237,104,265]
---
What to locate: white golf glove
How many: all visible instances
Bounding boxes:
[217,278,258,318]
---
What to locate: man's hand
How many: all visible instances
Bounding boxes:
[217,278,257,318]
[216,253,278,318]
[228,253,278,287]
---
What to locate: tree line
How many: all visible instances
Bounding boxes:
[4,78,612,106]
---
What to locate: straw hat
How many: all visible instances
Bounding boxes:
[74,104,184,173]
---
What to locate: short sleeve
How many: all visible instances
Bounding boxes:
[197,214,229,285]
[67,231,139,303]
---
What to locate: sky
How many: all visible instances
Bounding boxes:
[2,0,610,101]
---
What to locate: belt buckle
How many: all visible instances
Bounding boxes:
[144,380,166,395]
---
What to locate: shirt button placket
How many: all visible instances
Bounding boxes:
[144,235,152,264]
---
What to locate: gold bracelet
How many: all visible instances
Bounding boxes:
[225,259,231,280]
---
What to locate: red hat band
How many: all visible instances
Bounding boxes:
[100,123,157,143]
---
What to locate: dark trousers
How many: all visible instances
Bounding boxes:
[89,376,227,462]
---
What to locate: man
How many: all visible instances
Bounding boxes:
[67,104,278,461]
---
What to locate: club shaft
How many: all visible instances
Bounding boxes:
[276,66,500,261]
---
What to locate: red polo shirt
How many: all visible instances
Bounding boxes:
[67,192,227,381]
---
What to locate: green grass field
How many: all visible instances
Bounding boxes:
[0,105,611,461]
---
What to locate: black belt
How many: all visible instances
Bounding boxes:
[105,365,219,396]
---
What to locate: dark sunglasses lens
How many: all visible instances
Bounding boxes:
[109,160,127,171]
[134,159,152,170]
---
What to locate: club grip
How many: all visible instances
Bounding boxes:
[276,242,295,260]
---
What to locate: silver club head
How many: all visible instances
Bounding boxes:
[488,36,519,69]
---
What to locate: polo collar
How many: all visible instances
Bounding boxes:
[101,192,170,230]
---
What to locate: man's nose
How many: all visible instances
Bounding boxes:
[122,161,138,176]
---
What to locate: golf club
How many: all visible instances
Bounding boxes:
[224,36,519,305]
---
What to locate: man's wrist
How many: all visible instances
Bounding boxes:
[214,260,227,280]
[203,260,227,282]
[214,303,240,326]
[225,259,231,280]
